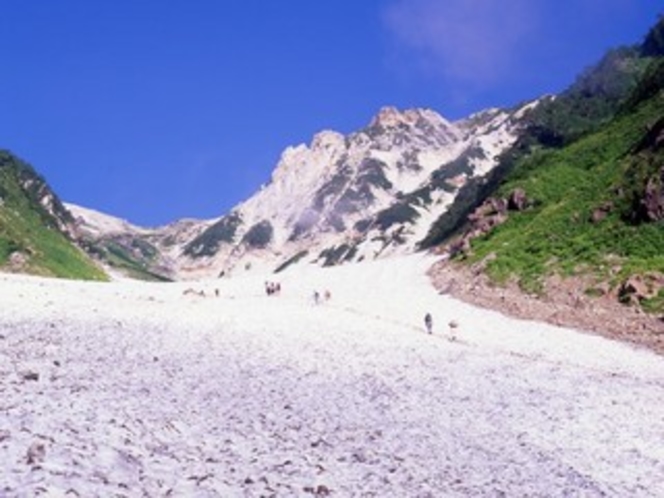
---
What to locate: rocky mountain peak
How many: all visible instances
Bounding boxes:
[311,130,345,151]
[370,106,407,128]
[365,106,462,150]
[269,130,346,188]
[369,106,451,129]
[66,99,540,280]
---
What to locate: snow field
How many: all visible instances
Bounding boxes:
[1,255,663,497]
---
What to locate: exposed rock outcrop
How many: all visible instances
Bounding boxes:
[429,259,664,355]
[640,168,664,222]
[618,272,664,305]
[448,188,531,257]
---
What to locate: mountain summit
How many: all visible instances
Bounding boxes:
[71,103,537,280]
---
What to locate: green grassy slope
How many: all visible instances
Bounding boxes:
[0,151,107,280]
[80,236,172,282]
[461,68,664,309]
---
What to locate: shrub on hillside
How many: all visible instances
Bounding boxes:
[242,220,273,249]
[183,212,242,257]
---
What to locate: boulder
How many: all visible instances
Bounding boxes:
[507,188,528,211]
[590,201,613,224]
[641,169,664,222]
[618,273,664,305]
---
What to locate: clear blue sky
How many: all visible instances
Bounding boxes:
[1,1,661,227]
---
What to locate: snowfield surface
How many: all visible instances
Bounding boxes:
[1,255,663,497]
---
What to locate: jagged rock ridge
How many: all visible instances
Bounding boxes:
[70,102,539,280]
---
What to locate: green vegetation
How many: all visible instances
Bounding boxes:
[242,220,273,249]
[183,212,242,257]
[359,152,456,248]
[335,187,369,213]
[642,288,664,314]
[274,250,309,273]
[417,169,502,250]
[313,160,352,211]
[318,243,358,266]
[461,89,664,302]
[624,58,664,109]
[324,212,346,232]
[422,20,664,257]
[314,158,391,221]
[430,18,664,311]
[407,153,474,207]
[397,149,423,172]
[374,203,420,231]
[353,218,372,234]
[641,15,664,57]
[526,47,649,146]
[357,158,392,190]
[0,151,107,280]
[81,236,171,282]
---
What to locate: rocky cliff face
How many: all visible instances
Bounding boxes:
[70,102,540,280]
[162,103,539,278]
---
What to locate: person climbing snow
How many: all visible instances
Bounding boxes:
[424,312,433,334]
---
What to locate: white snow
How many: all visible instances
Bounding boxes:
[1,255,663,497]
[65,203,149,236]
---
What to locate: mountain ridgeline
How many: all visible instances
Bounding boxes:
[1,16,663,320]
[62,103,536,279]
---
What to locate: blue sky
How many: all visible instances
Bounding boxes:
[2,1,662,227]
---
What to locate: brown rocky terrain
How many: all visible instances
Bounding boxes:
[428,258,664,356]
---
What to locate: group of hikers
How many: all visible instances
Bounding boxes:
[182,287,219,298]
[261,284,448,338]
[312,289,332,305]
[264,281,282,296]
[185,280,448,338]
[263,281,332,305]
[186,282,453,339]
[185,281,450,338]
[424,312,458,340]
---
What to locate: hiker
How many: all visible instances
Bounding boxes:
[424,313,433,334]
[313,290,320,305]
[264,281,281,297]
[448,320,458,341]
